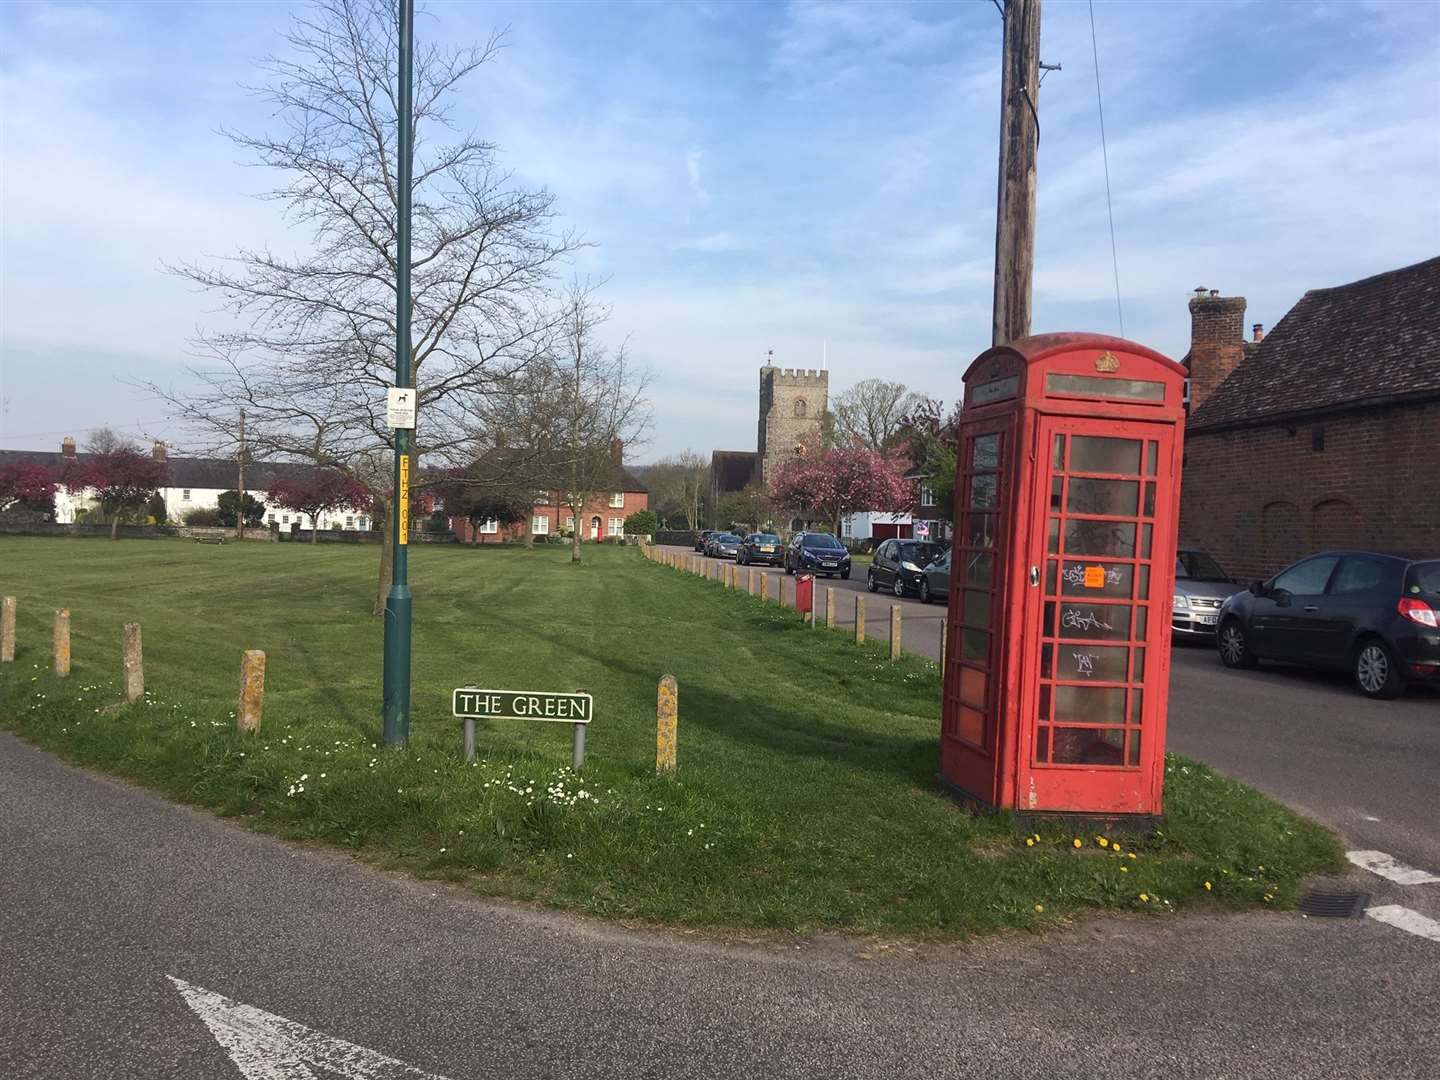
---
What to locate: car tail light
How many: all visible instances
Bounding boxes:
[1398,598,1438,628]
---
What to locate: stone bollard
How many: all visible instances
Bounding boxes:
[826,587,836,629]
[122,623,143,703]
[54,609,71,678]
[855,596,866,645]
[760,573,770,602]
[1,596,15,663]
[656,674,678,774]
[237,650,266,733]
[890,605,902,660]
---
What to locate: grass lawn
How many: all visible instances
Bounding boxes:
[0,535,1342,936]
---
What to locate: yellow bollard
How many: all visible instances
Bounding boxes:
[237,650,266,733]
[855,596,866,645]
[890,604,902,661]
[122,623,143,703]
[54,609,71,678]
[656,674,678,774]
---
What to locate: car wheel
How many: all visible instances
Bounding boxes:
[919,578,931,604]
[842,568,851,580]
[1354,638,1405,699]
[893,576,906,598]
[867,570,878,593]
[1217,619,1258,670]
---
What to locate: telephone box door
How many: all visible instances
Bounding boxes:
[1016,416,1177,814]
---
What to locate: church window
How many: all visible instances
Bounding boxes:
[793,398,807,418]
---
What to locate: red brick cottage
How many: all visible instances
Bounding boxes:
[449,452,649,544]
[1179,257,1440,582]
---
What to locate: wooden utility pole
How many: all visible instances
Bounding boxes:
[992,0,1042,347]
[236,408,247,540]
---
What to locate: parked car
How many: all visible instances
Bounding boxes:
[1216,550,1440,699]
[693,529,713,553]
[738,532,783,566]
[868,538,946,597]
[1172,548,1245,637]
[784,532,852,578]
[706,532,742,559]
[918,548,951,604]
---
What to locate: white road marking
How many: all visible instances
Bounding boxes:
[1359,815,1381,822]
[1365,905,1440,943]
[1345,850,1440,885]
[169,976,453,1080]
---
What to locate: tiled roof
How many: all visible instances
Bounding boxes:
[1189,256,1440,431]
[464,449,648,494]
[0,449,326,489]
[710,451,758,493]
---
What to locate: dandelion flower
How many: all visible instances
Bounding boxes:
[1120,866,1128,873]
[1034,904,1044,913]
[1128,852,1136,860]
[1139,893,1149,902]
[1204,881,1212,891]
[1096,837,1109,848]
[1025,838,1035,847]
[1072,838,1082,849]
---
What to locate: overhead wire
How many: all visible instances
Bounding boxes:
[1088,0,1125,337]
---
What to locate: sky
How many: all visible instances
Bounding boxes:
[1,0,1437,462]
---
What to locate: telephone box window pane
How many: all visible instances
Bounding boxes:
[1134,606,1149,639]
[1052,728,1125,765]
[1143,482,1156,518]
[1064,519,1136,557]
[964,551,994,587]
[1039,684,1052,721]
[1136,564,1151,599]
[958,706,986,745]
[965,513,997,548]
[1035,726,1051,763]
[1045,373,1165,402]
[1067,478,1139,517]
[1050,476,1062,511]
[1041,642,1053,678]
[1044,601,1055,635]
[1055,685,1126,724]
[962,629,989,661]
[960,666,987,708]
[970,473,999,509]
[1052,435,1065,469]
[1127,731,1141,766]
[1046,559,1058,594]
[1070,436,1141,475]
[1130,688,1144,725]
[1132,647,1147,682]
[1047,517,1060,553]
[1145,442,1158,475]
[1060,560,1132,598]
[1140,523,1153,559]
[963,590,991,629]
[1061,644,1129,682]
[973,434,1000,469]
[1058,602,1130,640]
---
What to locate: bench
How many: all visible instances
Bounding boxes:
[192,535,226,545]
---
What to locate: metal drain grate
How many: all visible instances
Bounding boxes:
[1298,889,1369,918]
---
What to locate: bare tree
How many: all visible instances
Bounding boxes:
[644,451,709,529]
[831,379,927,452]
[84,428,139,455]
[145,0,578,612]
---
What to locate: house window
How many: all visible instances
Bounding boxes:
[920,484,936,507]
[267,513,276,524]
[609,492,625,508]
[794,398,807,418]
[345,516,355,529]
[182,489,191,501]
[282,515,290,524]
[358,517,368,530]
[532,515,550,535]
[564,516,575,530]
[479,518,499,535]
[609,517,624,535]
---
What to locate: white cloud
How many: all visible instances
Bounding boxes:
[685,148,711,205]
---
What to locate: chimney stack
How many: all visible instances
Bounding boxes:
[61,436,76,458]
[152,440,167,461]
[610,438,624,464]
[1252,323,1264,343]
[1186,289,1247,412]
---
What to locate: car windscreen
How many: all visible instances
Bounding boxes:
[801,534,845,550]
[899,542,944,564]
[715,534,740,542]
[1405,561,1440,597]
[1176,551,1230,581]
[753,534,780,543]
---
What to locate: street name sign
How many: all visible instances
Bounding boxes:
[452,688,593,724]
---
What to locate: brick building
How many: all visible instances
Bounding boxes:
[709,362,829,520]
[1179,256,1440,582]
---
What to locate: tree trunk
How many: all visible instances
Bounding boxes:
[373,498,393,616]
[524,515,535,549]
[110,515,119,540]
[312,515,320,544]
[570,507,582,564]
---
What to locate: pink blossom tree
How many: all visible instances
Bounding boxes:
[0,463,59,514]
[768,447,912,535]
[67,450,170,539]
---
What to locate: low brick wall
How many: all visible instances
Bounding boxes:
[0,522,163,540]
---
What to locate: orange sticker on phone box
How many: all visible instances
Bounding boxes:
[1084,565,1105,588]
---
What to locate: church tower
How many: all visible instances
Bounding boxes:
[757,363,828,487]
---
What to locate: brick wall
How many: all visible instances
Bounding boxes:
[1179,400,1440,581]
[451,489,648,544]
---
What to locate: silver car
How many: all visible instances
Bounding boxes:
[1173,548,1243,637]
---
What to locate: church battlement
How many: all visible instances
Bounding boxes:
[760,366,829,386]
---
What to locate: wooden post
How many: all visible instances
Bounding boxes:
[760,573,770,602]
[53,609,70,678]
[747,568,756,594]
[122,623,143,703]
[237,650,266,733]
[941,618,949,665]
[855,596,866,644]
[890,604,902,661]
[826,587,836,629]
[1,596,14,663]
[992,0,1042,347]
[656,674,678,774]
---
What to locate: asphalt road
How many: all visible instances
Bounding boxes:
[2,732,1437,1080]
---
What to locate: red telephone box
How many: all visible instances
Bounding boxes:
[939,333,1187,819]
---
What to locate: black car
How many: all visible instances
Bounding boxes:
[738,532,783,566]
[868,538,946,598]
[693,529,713,553]
[783,532,852,578]
[1216,550,1440,698]
[706,532,742,559]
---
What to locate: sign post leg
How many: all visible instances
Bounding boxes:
[463,718,476,762]
[572,723,586,771]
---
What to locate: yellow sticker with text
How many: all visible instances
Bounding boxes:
[398,456,410,546]
[1084,565,1105,589]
